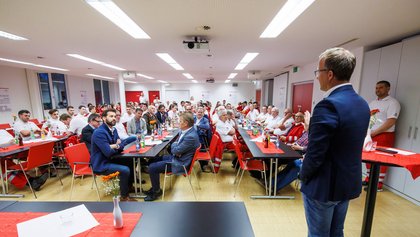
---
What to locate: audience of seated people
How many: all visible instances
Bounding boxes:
[81,113,102,154]
[273,108,294,136]
[279,111,305,145]
[127,108,147,136]
[143,105,158,135]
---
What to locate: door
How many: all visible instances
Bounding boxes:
[125,91,142,103]
[256,89,261,106]
[292,82,313,113]
[148,91,160,104]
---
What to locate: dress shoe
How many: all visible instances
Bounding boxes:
[144,189,162,201]
[362,180,368,186]
[120,196,137,202]
[30,173,49,191]
[143,188,162,196]
[363,186,383,192]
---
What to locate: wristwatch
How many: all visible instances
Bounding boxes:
[115,144,120,150]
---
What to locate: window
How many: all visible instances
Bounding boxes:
[93,79,111,105]
[37,73,68,110]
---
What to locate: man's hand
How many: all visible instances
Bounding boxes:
[280,136,286,142]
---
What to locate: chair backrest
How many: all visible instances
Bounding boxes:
[233,139,246,168]
[29,118,40,124]
[26,142,55,170]
[208,133,220,157]
[189,147,202,175]
[0,123,11,129]
[64,143,90,171]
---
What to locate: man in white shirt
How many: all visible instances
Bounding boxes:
[58,113,72,134]
[13,110,41,140]
[364,80,401,191]
[120,106,135,124]
[42,109,61,130]
[246,104,260,121]
[273,108,294,136]
[139,92,147,104]
[114,110,129,140]
[75,105,88,119]
[66,106,75,117]
[256,106,268,123]
[69,106,89,136]
[264,107,282,132]
[216,109,235,143]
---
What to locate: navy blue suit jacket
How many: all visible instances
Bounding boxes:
[90,123,126,173]
[300,85,370,202]
[170,127,200,174]
[194,116,212,146]
[155,111,168,125]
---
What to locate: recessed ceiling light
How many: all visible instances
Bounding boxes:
[182,73,194,79]
[225,80,231,83]
[0,30,28,40]
[234,53,259,70]
[158,80,168,83]
[86,73,115,80]
[228,73,238,79]
[124,80,137,84]
[137,73,154,79]
[67,54,125,70]
[156,53,184,70]
[260,0,315,38]
[191,80,198,83]
[0,57,68,71]
[85,0,150,39]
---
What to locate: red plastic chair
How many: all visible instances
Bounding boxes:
[232,139,267,197]
[195,134,220,174]
[29,118,40,124]
[0,123,11,129]
[64,143,100,201]
[5,142,62,198]
[162,147,201,200]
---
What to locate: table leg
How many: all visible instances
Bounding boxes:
[0,159,24,198]
[130,157,145,199]
[361,163,380,237]
[250,158,295,200]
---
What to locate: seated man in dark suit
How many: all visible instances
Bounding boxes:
[155,104,168,126]
[81,113,102,153]
[90,109,136,201]
[194,107,212,149]
[145,112,200,201]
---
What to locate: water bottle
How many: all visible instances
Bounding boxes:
[30,128,35,140]
[135,136,140,152]
[141,134,145,148]
[247,120,251,130]
[14,130,19,144]
[276,135,281,149]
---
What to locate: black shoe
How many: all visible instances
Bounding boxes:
[144,189,162,201]
[31,173,49,191]
[362,181,368,186]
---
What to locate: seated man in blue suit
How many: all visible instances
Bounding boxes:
[194,107,212,149]
[145,112,200,201]
[299,48,370,237]
[90,109,136,201]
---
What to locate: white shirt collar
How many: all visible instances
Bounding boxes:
[377,95,390,101]
[323,82,352,98]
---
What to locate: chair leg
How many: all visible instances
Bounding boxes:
[233,165,242,184]
[184,166,197,201]
[234,169,246,198]
[4,160,9,193]
[263,163,268,195]
[162,164,168,201]
[19,163,37,199]
[69,166,76,201]
[51,162,63,185]
[191,166,201,190]
[92,173,101,201]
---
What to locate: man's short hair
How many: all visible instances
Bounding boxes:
[271,107,279,113]
[158,104,165,110]
[78,105,86,110]
[88,113,101,122]
[377,80,391,88]
[59,113,72,121]
[102,109,116,118]
[319,47,356,81]
[226,110,234,116]
[180,112,194,127]
[88,105,96,111]
[18,109,30,116]
[66,106,74,110]
[135,108,143,113]
[48,109,58,115]
[217,108,227,117]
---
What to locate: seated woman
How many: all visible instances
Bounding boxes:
[273,111,310,193]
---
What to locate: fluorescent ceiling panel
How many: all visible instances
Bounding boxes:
[225,80,231,83]
[191,80,198,83]
[260,0,315,38]
[86,73,115,79]
[0,57,68,71]
[67,54,125,70]
[85,0,150,39]
[156,53,184,71]
[137,73,154,79]
[234,53,259,70]
[0,30,28,40]
[228,73,238,79]
[182,73,194,79]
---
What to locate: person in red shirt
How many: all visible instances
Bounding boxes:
[280,112,305,145]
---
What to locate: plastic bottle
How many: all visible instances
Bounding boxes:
[276,135,281,149]
[14,130,19,144]
[141,134,145,148]
[30,128,35,140]
[264,132,269,148]
[41,129,46,140]
[135,136,140,152]
[18,134,23,146]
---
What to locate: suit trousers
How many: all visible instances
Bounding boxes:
[148,155,173,192]
[302,193,349,237]
[96,159,134,197]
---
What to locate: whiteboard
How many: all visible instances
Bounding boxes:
[165,90,190,103]
[273,73,288,111]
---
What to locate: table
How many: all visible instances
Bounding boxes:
[0,201,255,237]
[361,148,420,237]
[0,136,69,198]
[113,129,179,198]
[237,128,302,199]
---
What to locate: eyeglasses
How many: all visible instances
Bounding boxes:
[94,119,102,123]
[314,68,329,77]
[295,115,304,118]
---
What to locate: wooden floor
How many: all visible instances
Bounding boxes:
[3,153,420,237]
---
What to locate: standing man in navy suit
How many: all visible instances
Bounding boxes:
[90,109,136,201]
[145,112,200,201]
[299,48,370,237]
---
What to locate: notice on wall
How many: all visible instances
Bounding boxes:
[0,87,12,112]
[80,90,87,105]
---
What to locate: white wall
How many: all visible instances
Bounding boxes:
[0,65,32,124]
[66,75,95,107]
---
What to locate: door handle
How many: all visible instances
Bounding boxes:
[414,127,418,140]
[408,126,412,138]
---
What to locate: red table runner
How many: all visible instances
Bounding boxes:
[122,145,152,154]
[255,141,284,154]
[0,212,142,237]
[246,130,259,139]
[362,149,420,179]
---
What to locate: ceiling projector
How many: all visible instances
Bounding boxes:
[183,37,209,53]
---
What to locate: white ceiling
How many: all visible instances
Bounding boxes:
[0,0,419,83]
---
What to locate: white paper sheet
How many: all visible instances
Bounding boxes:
[23,137,58,144]
[250,137,263,143]
[145,140,163,146]
[17,204,99,237]
[387,148,416,156]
